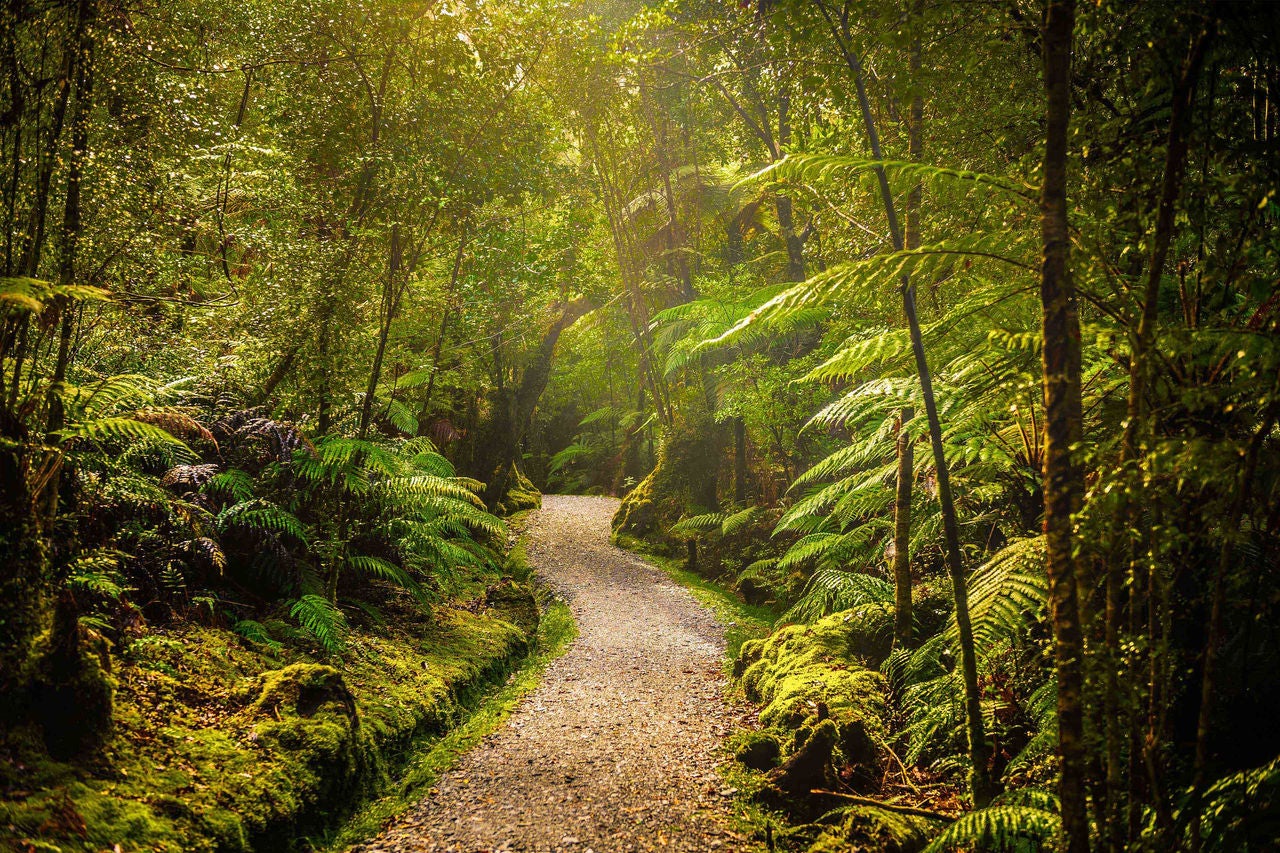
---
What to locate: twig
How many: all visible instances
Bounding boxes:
[808,790,954,821]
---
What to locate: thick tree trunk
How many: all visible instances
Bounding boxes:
[480,298,592,509]
[1039,4,1088,853]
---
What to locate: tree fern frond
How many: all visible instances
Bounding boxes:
[921,805,1061,852]
[670,512,728,537]
[218,499,309,543]
[720,505,763,536]
[782,568,894,623]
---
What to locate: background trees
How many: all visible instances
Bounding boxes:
[2,0,1279,849]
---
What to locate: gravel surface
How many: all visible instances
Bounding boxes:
[354,495,756,853]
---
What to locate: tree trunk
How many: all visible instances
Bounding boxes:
[892,406,914,649]
[1110,18,1215,849]
[1039,3,1088,852]
[480,298,592,509]
[815,0,995,806]
[358,225,402,439]
[417,227,468,434]
[734,417,748,505]
[1189,383,1280,853]
[893,18,923,651]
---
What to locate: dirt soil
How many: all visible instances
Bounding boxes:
[353,495,757,853]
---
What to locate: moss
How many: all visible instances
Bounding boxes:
[733,730,783,771]
[732,606,891,812]
[612,426,723,541]
[483,580,540,635]
[805,805,944,853]
[497,466,542,516]
[0,605,531,853]
[612,467,662,538]
[322,598,577,850]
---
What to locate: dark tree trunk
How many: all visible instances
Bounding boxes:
[893,19,923,651]
[478,298,593,509]
[892,406,914,648]
[1112,18,1214,849]
[1039,4,1088,853]
[358,225,402,439]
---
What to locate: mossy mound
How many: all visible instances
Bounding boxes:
[612,425,724,541]
[497,466,542,516]
[612,467,668,538]
[0,606,529,852]
[733,606,891,812]
[806,805,945,853]
[483,579,541,635]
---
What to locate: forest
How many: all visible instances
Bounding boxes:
[1,0,1278,850]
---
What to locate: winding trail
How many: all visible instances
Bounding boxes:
[356,495,755,853]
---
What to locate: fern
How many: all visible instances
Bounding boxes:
[922,805,1061,852]
[718,505,759,536]
[217,499,310,543]
[782,567,894,623]
[204,468,255,502]
[233,619,282,653]
[669,512,728,537]
[289,594,348,654]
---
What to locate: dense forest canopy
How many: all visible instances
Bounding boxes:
[2,0,1279,850]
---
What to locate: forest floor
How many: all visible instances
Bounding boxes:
[352,495,759,853]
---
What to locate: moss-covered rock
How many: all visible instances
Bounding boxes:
[612,467,665,538]
[497,466,542,516]
[612,424,724,541]
[732,605,891,815]
[806,805,945,853]
[484,579,541,635]
[733,730,783,771]
[29,595,115,760]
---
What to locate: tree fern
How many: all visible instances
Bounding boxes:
[217,499,310,543]
[782,567,894,623]
[921,804,1061,852]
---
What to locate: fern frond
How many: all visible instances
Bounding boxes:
[670,512,728,537]
[289,594,348,654]
[922,805,1061,852]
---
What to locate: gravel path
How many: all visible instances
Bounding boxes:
[355,495,755,853]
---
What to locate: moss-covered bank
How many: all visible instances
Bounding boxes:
[0,594,542,853]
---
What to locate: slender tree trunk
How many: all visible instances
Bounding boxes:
[893,19,924,650]
[1109,20,1214,846]
[892,405,914,648]
[256,345,299,406]
[359,225,402,439]
[417,227,468,434]
[815,0,993,805]
[1039,4,1088,852]
[734,417,748,505]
